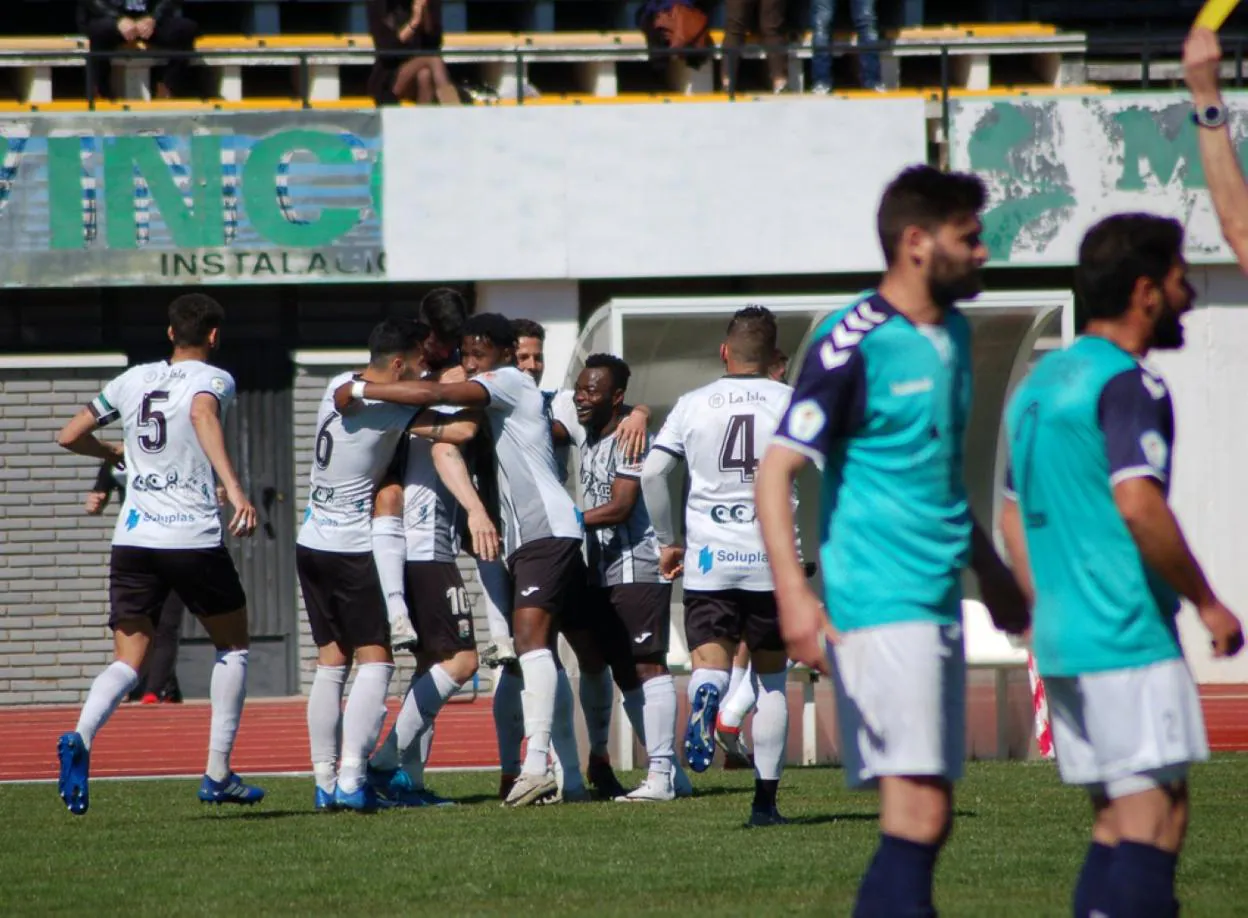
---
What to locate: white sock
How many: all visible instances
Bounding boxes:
[551,666,584,792]
[206,649,249,782]
[338,662,394,793]
[579,668,615,759]
[394,665,459,785]
[372,517,410,635]
[726,663,748,704]
[688,667,731,706]
[720,663,758,730]
[623,687,646,744]
[493,667,524,776]
[519,649,557,777]
[642,674,677,776]
[752,670,788,782]
[476,559,513,642]
[308,664,347,793]
[75,660,139,750]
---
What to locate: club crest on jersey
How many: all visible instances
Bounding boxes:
[210,376,228,395]
[819,300,889,370]
[1140,430,1169,475]
[709,393,725,409]
[786,399,825,443]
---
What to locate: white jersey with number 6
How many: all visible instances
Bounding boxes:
[652,375,794,592]
[296,371,418,554]
[90,359,236,550]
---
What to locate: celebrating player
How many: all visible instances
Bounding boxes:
[298,318,477,811]
[54,293,263,815]
[641,304,796,826]
[335,313,587,808]
[1000,213,1244,918]
[755,165,1028,915]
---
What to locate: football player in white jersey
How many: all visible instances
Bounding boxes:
[522,319,653,801]
[715,348,792,769]
[336,314,588,808]
[641,305,796,826]
[297,318,478,811]
[53,294,263,815]
[566,354,684,801]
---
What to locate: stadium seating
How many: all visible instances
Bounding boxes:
[0,22,1091,104]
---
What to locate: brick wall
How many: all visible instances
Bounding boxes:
[0,359,496,706]
[292,360,495,697]
[0,365,124,704]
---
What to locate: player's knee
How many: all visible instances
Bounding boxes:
[355,644,394,665]
[691,641,733,671]
[751,648,787,674]
[444,649,478,683]
[635,659,668,682]
[201,606,250,651]
[373,481,403,517]
[512,610,549,653]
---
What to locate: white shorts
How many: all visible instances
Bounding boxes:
[1045,658,1208,800]
[831,620,966,789]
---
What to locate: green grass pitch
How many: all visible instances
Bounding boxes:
[3,757,1247,916]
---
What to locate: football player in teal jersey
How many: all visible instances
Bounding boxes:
[1000,212,1243,918]
[756,165,1028,918]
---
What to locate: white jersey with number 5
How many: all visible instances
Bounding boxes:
[90,359,236,550]
[652,375,794,591]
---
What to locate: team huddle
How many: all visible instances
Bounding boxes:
[52,158,1245,916]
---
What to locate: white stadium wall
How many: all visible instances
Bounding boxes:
[380,99,929,281]
[1155,265,1248,684]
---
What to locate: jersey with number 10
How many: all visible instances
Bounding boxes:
[1004,335,1181,677]
[652,375,793,592]
[90,359,236,550]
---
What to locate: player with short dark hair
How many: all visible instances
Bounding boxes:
[570,353,683,801]
[641,304,796,825]
[1000,213,1243,918]
[335,312,588,808]
[54,293,263,815]
[755,165,1028,914]
[298,317,479,811]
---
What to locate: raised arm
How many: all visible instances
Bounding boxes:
[431,443,499,562]
[189,393,257,538]
[1184,28,1248,273]
[409,407,481,447]
[334,378,490,414]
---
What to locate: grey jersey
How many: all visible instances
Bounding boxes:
[296,371,417,554]
[579,429,662,586]
[399,418,461,563]
[90,359,235,550]
[474,366,583,559]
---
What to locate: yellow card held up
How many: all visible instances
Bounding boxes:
[1195,0,1241,31]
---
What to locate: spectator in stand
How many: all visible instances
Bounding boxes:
[85,459,185,704]
[811,0,883,93]
[721,0,789,94]
[368,0,462,106]
[77,1,199,100]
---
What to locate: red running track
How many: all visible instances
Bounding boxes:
[2,688,1245,782]
[0,697,499,781]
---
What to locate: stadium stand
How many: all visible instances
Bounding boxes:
[0,23,1092,103]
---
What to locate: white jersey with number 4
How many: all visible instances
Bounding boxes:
[90,359,236,550]
[652,375,794,592]
[296,371,417,554]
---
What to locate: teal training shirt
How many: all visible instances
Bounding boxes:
[1004,335,1181,677]
[773,292,973,633]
